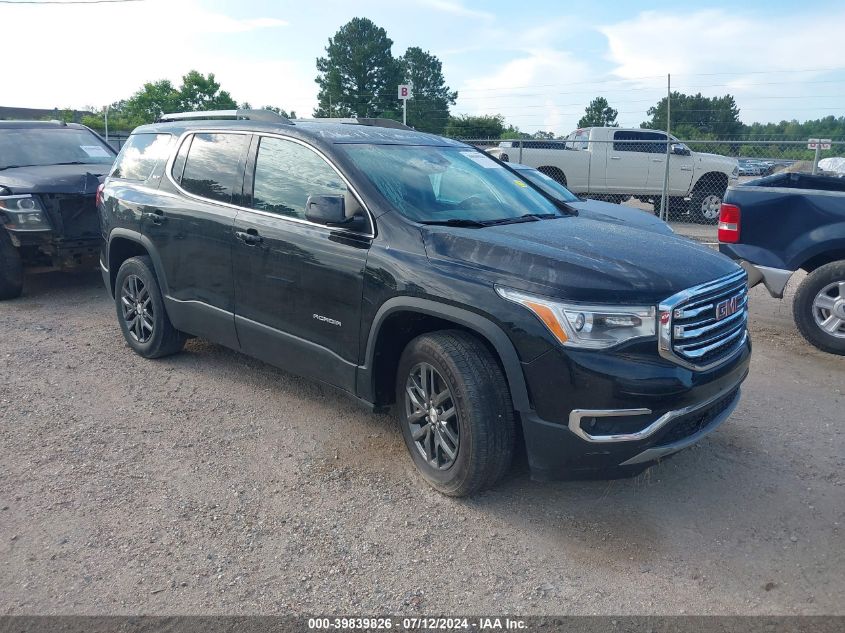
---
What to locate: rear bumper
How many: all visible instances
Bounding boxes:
[737,260,793,298]
[518,338,751,480]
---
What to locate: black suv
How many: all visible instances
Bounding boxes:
[99,110,751,496]
[1,120,116,299]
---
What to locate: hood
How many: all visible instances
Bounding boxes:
[567,199,674,235]
[422,217,740,304]
[0,163,109,196]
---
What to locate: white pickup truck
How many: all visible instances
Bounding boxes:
[487,127,739,222]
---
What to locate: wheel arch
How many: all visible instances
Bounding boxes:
[359,298,531,413]
[692,171,729,194]
[536,165,567,186]
[106,229,168,297]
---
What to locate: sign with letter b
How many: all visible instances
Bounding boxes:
[398,84,412,99]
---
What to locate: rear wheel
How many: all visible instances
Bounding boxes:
[690,176,728,224]
[0,230,24,300]
[396,331,516,497]
[793,261,845,355]
[115,256,186,358]
[537,166,566,187]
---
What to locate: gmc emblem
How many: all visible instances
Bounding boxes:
[716,295,740,321]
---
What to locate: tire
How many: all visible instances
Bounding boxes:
[114,255,186,358]
[0,230,24,300]
[395,330,516,497]
[690,177,727,224]
[792,261,845,355]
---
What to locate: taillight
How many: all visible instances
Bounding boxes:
[95,183,104,208]
[718,203,740,243]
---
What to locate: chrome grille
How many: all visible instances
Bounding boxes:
[659,269,748,370]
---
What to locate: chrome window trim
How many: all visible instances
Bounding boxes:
[569,372,745,444]
[658,269,749,371]
[164,128,376,239]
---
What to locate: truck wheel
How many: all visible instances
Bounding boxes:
[793,261,845,355]
[0,230,24,300]
[114,255,186,358]
[690,177,727,224]
[396,330,516,497]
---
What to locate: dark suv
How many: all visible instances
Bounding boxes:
[1,120,116,299]
[99,110,751,496]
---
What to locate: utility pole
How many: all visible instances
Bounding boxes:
[104,105,109,144]
[660,74,671,222]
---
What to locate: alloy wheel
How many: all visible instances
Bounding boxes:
[700,194,722,220]
[404,362,459,470]
[121,274,154,343]
[812,281,845,338]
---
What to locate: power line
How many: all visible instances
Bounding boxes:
[0,0,143,4]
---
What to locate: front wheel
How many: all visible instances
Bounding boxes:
[396,331,516,497]
[115,255,186,358]
[793,261,845,355]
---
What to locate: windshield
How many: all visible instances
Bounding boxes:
[341,144,564,223]
[0,127,115,170]
[516,168,580,203]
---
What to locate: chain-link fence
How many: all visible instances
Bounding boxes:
[460,136,845,236]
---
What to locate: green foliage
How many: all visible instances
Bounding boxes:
[643,92,742,138]
[261,105,297,119]
[314,18,402,119]
[400,47,457,134]
[82,71,245,133]
[578,97,618,128]
[444,114,505,139]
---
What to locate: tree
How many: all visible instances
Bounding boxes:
[642,92,742,138]
[578,97,618,128]
[261,105,297,119]
[80,71,240,133]
[314,18,402,118]
[176,71,237,112]
[444,114,505,139]
[399,47,457,134]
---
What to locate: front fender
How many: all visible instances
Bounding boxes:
[358,297,532,412]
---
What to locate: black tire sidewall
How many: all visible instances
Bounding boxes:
[793,261,845,355]
[114,257,173,358]
[0,230,24,300]
[396,339,477,493]
[691,188,722,224]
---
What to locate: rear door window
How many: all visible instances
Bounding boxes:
[110,133,172,181]
[180,133,250,204]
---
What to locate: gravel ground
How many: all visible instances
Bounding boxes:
[0,268,843,616]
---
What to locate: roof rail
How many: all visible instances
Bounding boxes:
[157,109,293,125]
[295,117,413,131]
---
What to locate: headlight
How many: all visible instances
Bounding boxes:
[496,286,656,349]
[0,195,52,231]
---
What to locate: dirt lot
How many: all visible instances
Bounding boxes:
[1,267,843,616]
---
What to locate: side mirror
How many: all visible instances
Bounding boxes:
[305,194,367,232]
[671,143,691,156]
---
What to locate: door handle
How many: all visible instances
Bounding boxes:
[235,230,263,245]
[610,156,622,160]
[652,158,664,162]
[142,209,167,225]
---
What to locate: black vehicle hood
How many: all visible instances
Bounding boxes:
[0,164,109,195]
[422,217,740,303]
[567,199,674,235]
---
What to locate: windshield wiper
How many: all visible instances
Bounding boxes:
[0,161,97,172]
[418,218,488,228]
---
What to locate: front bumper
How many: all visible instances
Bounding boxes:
[518,337,751,480]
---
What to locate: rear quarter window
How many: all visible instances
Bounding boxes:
[110,133,173,181]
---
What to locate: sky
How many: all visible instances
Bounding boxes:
[3,0,845,135]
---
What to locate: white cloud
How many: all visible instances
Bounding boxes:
[417,0,494,22]
[1,0,294,111]
[456,49,593,133]
[601,9,845,84]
